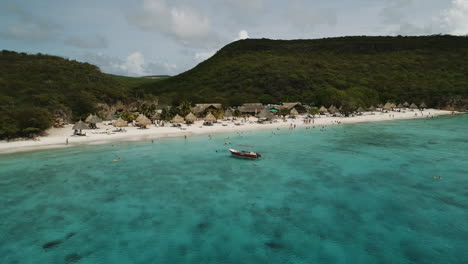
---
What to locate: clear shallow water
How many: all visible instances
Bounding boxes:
[1,115,467,264]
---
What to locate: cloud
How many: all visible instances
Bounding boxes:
[83,51,178,76]
[0,4,61,41]
[438,0,468,35]
[127,0,216,45]
[64,34,108,49]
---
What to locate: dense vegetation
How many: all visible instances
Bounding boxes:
[138,35,468,107]
[0,51,159,139]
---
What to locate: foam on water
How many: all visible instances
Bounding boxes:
[1,115,467,263]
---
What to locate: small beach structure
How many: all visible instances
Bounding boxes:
[171,114,184,124]
[192,104,222,115]
[383,102,394,111]
[185,112,197,124]
[403,102,410,108]
[328,105,339,114]
[239,103,265,115]
[204,113,217,123]
[356,106,365,113]
[377,104,384,108]
[85,114,94,123]
[89,115,102,129]
[151,112,161,121]
[281,102,306,113]
[113,118,128,128]
[397,103,404,109]
[319,106,328,114]
[420,102,427,109]
[290,108,299,116]
[72,120,89,135]
[224,109,233,119]
[368,105,376,111]
[104,113,117,121]
[257,109,274,120]
[136,114,151,128]
[410,103,418,109]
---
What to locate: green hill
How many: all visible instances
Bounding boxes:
[0,51,159,139]
[138,35,468,106]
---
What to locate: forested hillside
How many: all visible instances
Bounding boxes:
[138,35,468,106]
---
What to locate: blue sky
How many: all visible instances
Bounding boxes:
[1,0,467,76]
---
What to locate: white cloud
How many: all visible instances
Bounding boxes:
[237,30,250,40]
[128,0,216,45]
[438,0,468,35]
[118,52,146,76]
[194,50,216,62]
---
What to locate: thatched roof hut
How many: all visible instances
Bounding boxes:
[239,103,265,114]
[171,114,184,124]
[104,113,116,121]
[368,105,376,111]
[224,109,233,118]
[258,109,274,119]
[319,106,328,113]
[290,108,299,116]
[410,103,418,109]
[357,106,365,112]
[113,118,128,127]
[89,115,102,124]
[192,104,222,114]
[136,114,151,127]
[397,103,404,108]
[383,102,393,110]
[151,112,161,120]
[204,113,217,122]
[328,105,339,114]
[185,112,197,123]
[403,102,410,107]
[72,120,89,130]
[377,104,384,108]
[420,102,427,109]
[85,114,94,123]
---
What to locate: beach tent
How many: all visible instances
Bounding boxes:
[72,120,89,131]
[136,114,151,127]
[113,118,128,127]
[368,105,376,111]
[420,102,427,109]
[185,112,197,123]
[290,108,299,116]
[224,109,233,118]
[319,106,328,114]
[172,114,184,124]
[258,109,274,119]
[410,103,418,109]
[204,113,217,122]
[403,102,410,107]
[85,114,94,123]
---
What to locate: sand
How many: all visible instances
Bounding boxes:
[0,109,458,154]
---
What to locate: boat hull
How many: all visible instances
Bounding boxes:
[229,149,261,159]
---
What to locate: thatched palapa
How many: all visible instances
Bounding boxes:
[89,115,102,124]
[204,113,217,122]
[356,106,365,112]
[224,109,233,118]
[239,103,265,114]
[420,102,427,109]
[410,103,418,109]
[403,102,410,107]
[328,105,339,114]
[113,118,128,127]
[383,102,393,110]
[85,114,94,123]
[290,108,299,116]
[192,104,222,114]
[319,106,328,114]
[171,114,184,124]
[257,109,274,119]
[185,112,197,123]
[72,120,89,130]
[136,114,151,127]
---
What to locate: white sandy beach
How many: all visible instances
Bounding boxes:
[0,109,458,154]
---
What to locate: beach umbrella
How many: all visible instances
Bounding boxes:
[89,115,102,124]
[420,102,427,109]
[290,108,299,116]
[224,109,233,118]
[204,113,217,122]
[172,114,184,124]
[85,114,94,123]
[410,103,418,109]
[113,118,128,127]
[269,109,278,113]
[185,112,197,123]
[383,102,393,110]
[136,114,151,127]
[72,120,89,130]
[403,102,410,107]
[319,106,328,113]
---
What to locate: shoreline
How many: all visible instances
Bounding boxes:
[0,109,461,155]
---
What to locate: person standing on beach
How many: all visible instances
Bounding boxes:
[66,138,68,145]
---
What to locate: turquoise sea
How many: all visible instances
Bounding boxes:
[1,115,467,264]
